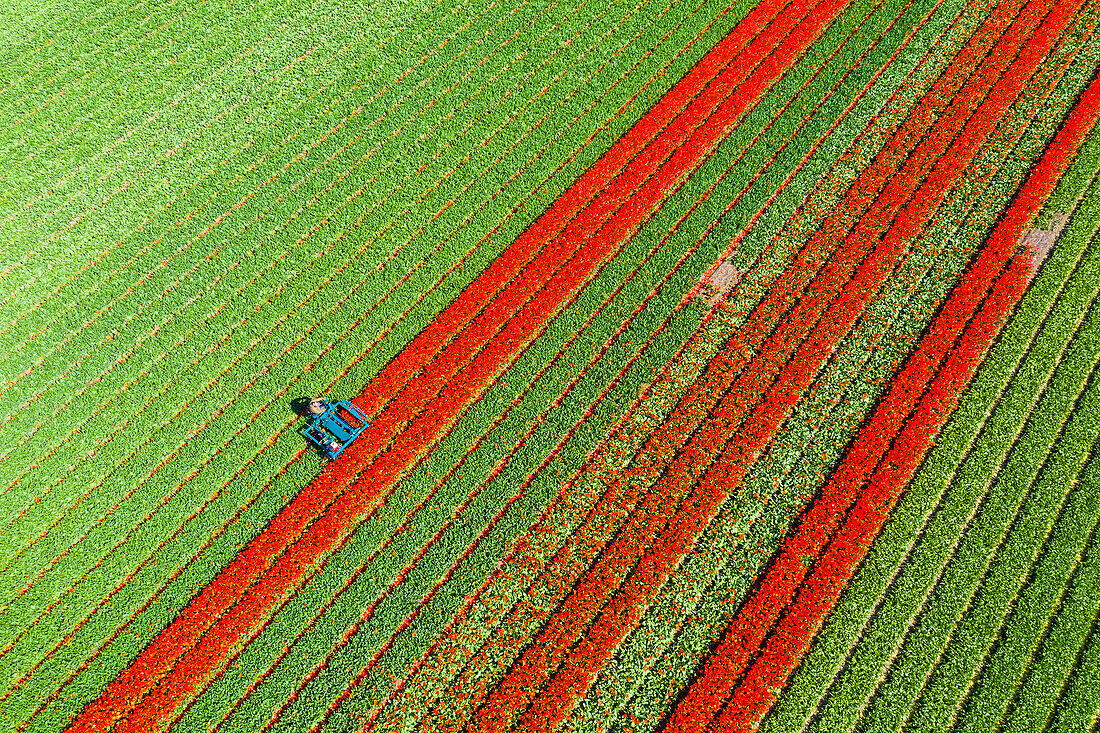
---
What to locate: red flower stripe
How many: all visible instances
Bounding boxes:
[717,256,1032,732]
[23,0,714,720]
[466,1,1047,728]
[0,0,627,623]
[352,0,817,422]
[715,55,1100,733]
[452,7,1007,730]
[63,3,825,729]
[664,26,1100,733]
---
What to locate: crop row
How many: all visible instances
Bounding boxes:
[60,0,827,721]
[718,253,1032,732]
[165,0,981,721]
[6,2,1091,726]
[0,0,275,241]
[351,0,991,727]
[638,1,1091,726]
[944,402,1099,733]
[474,0,1076,725]
[858,271,1100,733]
[1010,466,1100,733]
[760,18,1100,733]
[581,4,1100,724]
[4,2,743,726]
[892,109,1100,733]
[758,78,1100,733]
[0,0,358,312]
[0,0,502,272]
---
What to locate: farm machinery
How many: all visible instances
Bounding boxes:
[303,397,370,459]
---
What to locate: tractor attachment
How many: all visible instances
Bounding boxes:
[303,398,370,459]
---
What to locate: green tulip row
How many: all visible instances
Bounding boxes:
[176,0,985,721]
[318,0,1004,727]
[760,134,1100,733]
[1,0,739,729]
[582,12,1100,730]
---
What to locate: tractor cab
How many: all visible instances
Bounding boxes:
[303,397,370,459]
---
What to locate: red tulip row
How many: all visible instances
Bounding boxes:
[293,0,971,724]
[517,8,1082,730]
[62,2,827,728]
[10,4,739,726]
[460,0,1050,727]
[353,0,826,423]
[351,316,696,733]
[246,0,871,712]
[214,0,948,723]
[20,2,718,723]
[239,225,703,733]
[2,0,651,616]
[663,25,1100,733]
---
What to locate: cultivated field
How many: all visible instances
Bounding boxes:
[1,0,1098,731]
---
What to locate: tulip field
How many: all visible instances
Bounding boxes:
[2,0,1100,730]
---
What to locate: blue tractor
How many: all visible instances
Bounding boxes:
[303,397,370,459]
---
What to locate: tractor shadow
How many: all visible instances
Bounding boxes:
[290,396,315,418]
